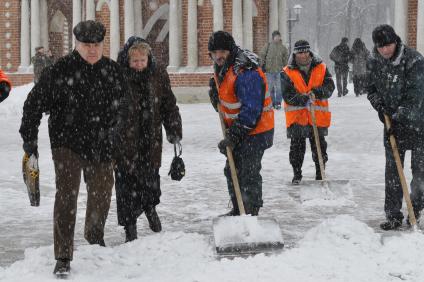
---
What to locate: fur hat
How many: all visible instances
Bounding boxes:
[208,31,236,52]
[372,24,400,48]
[293,40,310,54]
[73,20,106,43]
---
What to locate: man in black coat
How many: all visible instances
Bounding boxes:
[365,24,424,230]
[19,20,128,276]
[330,37,351,97]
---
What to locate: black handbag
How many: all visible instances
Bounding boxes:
[168,142,185,181]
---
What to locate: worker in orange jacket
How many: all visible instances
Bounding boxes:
[281,40,335,184]
[0,69,12,103]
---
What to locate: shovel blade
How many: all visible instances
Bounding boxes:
[213,216,284,255]
[299,179,353,205]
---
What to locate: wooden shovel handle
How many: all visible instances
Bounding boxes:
[384,114,417,226]
[309,94,326,181]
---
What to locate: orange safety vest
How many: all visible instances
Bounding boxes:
[214,66,274,135]
[0,69,11,89]
[283,63,331,128]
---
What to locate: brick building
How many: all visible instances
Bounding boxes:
[0,0,423,89]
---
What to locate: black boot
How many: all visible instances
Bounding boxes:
[292,168,302,185]
[124,224,138,242]
[145,206,162,232]
[53,258,71,277]
[380,218,402,230]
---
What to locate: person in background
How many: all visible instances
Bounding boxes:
[115,36,182,242]
[350,38,370,96]
[330,37,351,97]
[259,30,289,110]
[0,69,12,103]
[31,46,53,83]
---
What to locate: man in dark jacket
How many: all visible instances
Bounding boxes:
[0,69,11,103]
[208,31,274,216]
[281,40,335,184]
[365,24,424,230]
[31,46,54,83]
[330,37,351,96]
[19,20,128,276]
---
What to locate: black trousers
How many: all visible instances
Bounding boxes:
[352,74,366,96]
[384,135,424,221]
[115,166,161,226]
[335,68,348,96]
[224,141,265,212]
[289,136,328,172]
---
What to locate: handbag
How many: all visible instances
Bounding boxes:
[168,142,185,181]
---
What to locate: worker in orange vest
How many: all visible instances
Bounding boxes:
[281,40,335,184]
[208,31,274,216]
[0,69,12,103]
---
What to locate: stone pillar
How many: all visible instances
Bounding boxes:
[134,0,143,37]
[242,0,253,50]
[30,0,41,57]
[393,0,408,42]
[40,0,49,49]
[417,0,424,54]
[279,0,288,47]
[110,0,120,60]
[72,0,82,48]
[86,0,95,20]
[212,0,223,31]
[269,0,279,40]
[168,0,181,70]
[19,0,31,71]
[124,0,135,41]
[187,0,198,69]
[232,0,243,47]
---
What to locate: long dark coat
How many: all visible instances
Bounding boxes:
[20,50,127,162]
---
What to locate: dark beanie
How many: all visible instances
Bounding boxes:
[272,30,281,39]
[341,37,348,44]
[208,31,236,52]
[293,40,310,54]
[73,20,106,43]
[372,24,400,48]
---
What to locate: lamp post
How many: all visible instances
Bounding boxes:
[287,4,303,52]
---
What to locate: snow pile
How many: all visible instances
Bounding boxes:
[1,215,424,282]
[0,83,33,119]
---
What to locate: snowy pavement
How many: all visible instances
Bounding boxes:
[1,84,423,281]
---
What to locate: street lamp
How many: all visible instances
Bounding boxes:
[287,4,303,53]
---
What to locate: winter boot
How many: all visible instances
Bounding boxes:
[380,218,402,230]
[292,168,302,185]
[53,258,71,278]
[145,206,162,232]
[124,224,138,242]
[250,206,260,216]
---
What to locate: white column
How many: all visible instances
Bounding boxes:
[232,0,243,47]
[110,0,120,60]
[393,0,408,43]
[168,0,181,70]
[40,0,49,49]
[124,0,135,41]
[417,0,424,54]
[187,0,198,69]
[86,0,95,20]
[19,0,30,71]
[212,0,223,31]
[279,0,288,46]
[242,0,253,50]
[30,0,41,57]
[72,0,82,48]
[269,0,279,40]
[134,0,143,37]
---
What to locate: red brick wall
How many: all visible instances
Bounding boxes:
[253,0,268,54]
[408,0,418,48]
[169,72,211,87]
[96,3,111,57]
[198,1,214,66]
[6,73,34,86]
[1,1,21,72]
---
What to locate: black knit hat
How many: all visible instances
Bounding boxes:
[73,20,106,43]
[208,31,236,52]
[372,24,400,48]
[272,30,281,39]
[293,40,310,54]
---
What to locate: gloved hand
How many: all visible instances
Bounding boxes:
[23,140,38,158]
[0,81,10,103]
[209,77,219,112]
[298,93,311,106]
[311,87,324,99]
[218,138,235,155]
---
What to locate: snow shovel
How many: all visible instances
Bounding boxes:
[384,114,418,230]
[22,153,40,206]
[212,97,283,255]
[300,94,351,203]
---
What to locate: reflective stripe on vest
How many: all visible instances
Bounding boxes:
[282,63,331,128]
[215,66,274,135]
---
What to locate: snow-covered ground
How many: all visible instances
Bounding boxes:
[1,84,423,281]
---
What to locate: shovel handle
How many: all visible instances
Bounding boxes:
[309,94,326,181]
[384,114,417,227]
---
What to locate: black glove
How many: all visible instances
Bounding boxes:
[23,140,38,157]
[167,134,181,144]
[298,94,311,106]
[226,120,251,146]
[368,94,386,113]
[311,87,324,99]
[218,138,235,155]
[0,81,10,103]
[209,77,219,112]
[168,142,185,181]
